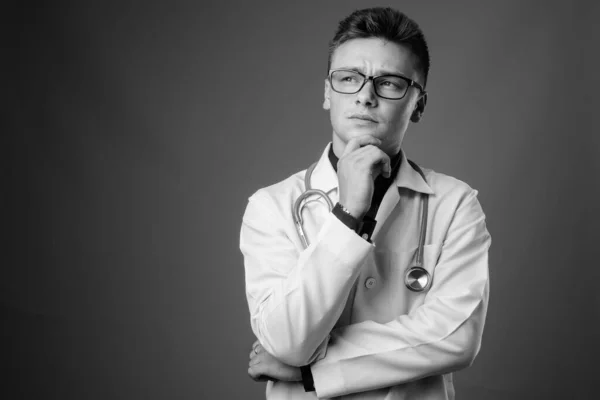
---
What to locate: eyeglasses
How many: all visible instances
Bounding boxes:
[328,69,426,100]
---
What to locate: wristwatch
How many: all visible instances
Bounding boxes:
[332,202,361,233]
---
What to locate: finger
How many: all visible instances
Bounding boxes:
[339,144,382,170]
[361,146,391,178]
[352,145,390,166]
[249,343,260,358]
[248,366,263,382]
[343,135,382,156]
[253,343,262,353]
[249,354,262,366]
[248,365,271,382]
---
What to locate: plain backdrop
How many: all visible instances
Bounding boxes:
[4,0,599,399]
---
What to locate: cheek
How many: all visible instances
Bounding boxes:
[329,96,347,115]
[386,104,414,128]
[329,99,349,127]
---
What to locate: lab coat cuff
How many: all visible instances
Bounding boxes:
[317,213,373,263]
[311,360,345,399]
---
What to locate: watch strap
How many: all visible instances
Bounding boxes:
[332,202,361,233]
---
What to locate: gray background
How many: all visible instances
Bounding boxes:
[4,0,599,399]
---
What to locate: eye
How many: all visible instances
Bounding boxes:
[379,80,401,89]
[376,76,408,93]
[332,71,362,83]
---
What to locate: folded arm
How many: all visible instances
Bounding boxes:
[240,191,373,366]
[310,190,491,398]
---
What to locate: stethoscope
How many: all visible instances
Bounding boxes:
[292,159,432,293]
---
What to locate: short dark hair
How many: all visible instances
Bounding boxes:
[328,7,430,88]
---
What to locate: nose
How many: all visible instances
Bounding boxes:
[355,78,378,107]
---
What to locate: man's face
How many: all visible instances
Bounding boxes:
[324,37,426,156]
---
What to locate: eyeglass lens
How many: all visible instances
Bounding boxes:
[330,70,409,99]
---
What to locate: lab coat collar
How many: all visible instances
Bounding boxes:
[308,143,339,194]
[395,149,435,195]
[308,143,434,195]
[371,150,433,239]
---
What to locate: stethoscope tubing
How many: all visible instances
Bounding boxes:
[292,158,432,292]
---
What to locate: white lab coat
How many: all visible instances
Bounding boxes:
[240,143,491,399]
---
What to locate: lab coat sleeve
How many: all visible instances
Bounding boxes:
[240,190,373,366]
[311,189,491,398]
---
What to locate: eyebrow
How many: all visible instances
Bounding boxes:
[334,66,406,76]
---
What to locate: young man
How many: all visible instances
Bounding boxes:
[241,7,491,399]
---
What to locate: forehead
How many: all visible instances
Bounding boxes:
[330,37,419,80]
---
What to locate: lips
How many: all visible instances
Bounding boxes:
[349,114,378,123]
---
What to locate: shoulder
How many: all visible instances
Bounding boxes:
[419,167,490,244]
[420,167,481,209]
[423,167,476,194]
[245,168,307,218]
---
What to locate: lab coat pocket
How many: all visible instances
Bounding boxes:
[384,242,443,314]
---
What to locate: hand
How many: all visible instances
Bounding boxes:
[337,135,391,219]
[248,340,302,383]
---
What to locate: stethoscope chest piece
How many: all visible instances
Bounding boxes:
[404,266,431,292]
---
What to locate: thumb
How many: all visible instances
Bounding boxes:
[383,158,391,178]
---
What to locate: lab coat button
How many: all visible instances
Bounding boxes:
[365,277,376,289]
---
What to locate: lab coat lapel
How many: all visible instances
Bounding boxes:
[394,150,434,196]
[307,142,339,200]
[372,150,434,240]
[372,179,400,240]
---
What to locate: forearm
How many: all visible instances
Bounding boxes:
[310,196,492,398]
[242,206,372,366]
[311,286,488,397]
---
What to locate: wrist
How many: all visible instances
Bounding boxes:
[336,200,366,220]
[332,203,362,233]
[293,367,303,382]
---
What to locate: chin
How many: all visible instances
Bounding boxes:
[340,127,383,141]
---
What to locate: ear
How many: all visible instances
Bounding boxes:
[323,79,331,110]
[410,92,427,123]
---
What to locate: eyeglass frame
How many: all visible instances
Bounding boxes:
[327,69,426,100]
